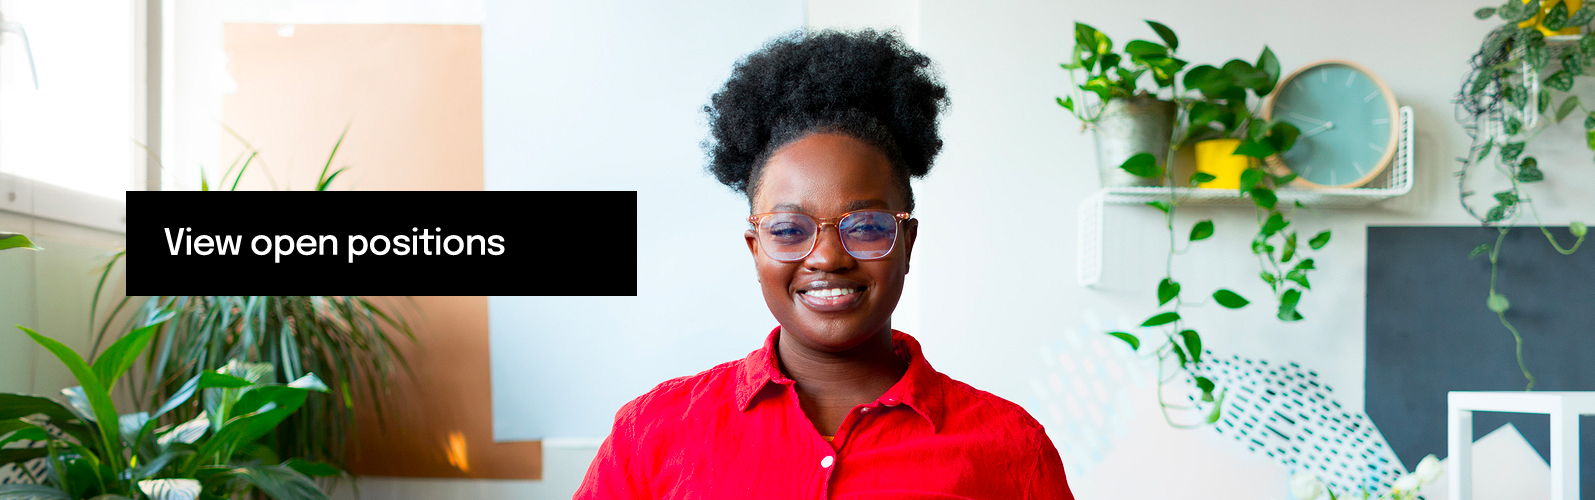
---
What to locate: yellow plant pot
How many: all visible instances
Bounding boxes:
[1520,0,1583,36]
[1194,139,1253,190]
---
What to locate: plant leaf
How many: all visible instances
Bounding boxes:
[1146,20,1178,51]
[1157,278,1182,306]
[1286,269,1312,289]
[1106,331,1141,351]
[1239,168,1264,192]
[91,322,160,390]
[1125,39,1167,57]
[1500,142,1525,161]
[1308,230,1331,250]
[1213,289,1250,308]
[137,478,200,500]
[1233,139,1276,158]
[1146,200,1171,213]
[1249,188,1278,209]
[1277,289,1304,321]
[1545,70,1576,92]
[1282,232,1298,262]
[1190,220,1215,241]
[1469,243,1493,259]
[0,233,43,251]
[1206,389,1227,424]
[1189,172,1217,185]
[1544,1,1570,30]
[1180,330,1203,363]
[1255,46,1281,96]
[19,326,123,465]
[1261,213,1289,236]
[1119,153,1162,178]
[1141,311,1180,327]
[0,485,72,500]
[1558,96,1581,122]
[1477,6,1499,18]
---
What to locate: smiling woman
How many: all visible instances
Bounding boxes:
[575,30,1075,499]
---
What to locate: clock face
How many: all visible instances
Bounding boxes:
[1267,62,1398,189]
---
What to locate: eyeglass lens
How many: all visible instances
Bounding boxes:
[759,211,899,261]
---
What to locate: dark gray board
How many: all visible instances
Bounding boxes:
[1366,225,1592,497]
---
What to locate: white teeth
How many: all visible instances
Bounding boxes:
[804,288,858,298]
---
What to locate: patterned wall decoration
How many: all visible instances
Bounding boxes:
[1191,352,1407,498]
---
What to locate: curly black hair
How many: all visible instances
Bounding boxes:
[703,29,949,213]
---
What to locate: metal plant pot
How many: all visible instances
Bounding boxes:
[1091,95,1176,188]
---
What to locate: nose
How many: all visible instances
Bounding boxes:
[802,223,856,272]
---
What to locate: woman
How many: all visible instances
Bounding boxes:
[576,30,1073,499]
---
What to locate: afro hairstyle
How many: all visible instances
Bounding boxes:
[703,29,949,213]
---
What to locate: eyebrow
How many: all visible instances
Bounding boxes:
[770,199,889,213]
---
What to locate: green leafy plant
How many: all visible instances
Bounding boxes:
[1180,48,1326,321]
[1056,20,1189,124]
[0,321,340,499]
[1457,1,1590,389]
[90,128,417,470]
[1082,27,1326,427]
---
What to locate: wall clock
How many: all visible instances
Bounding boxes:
[1263,60,1399,189]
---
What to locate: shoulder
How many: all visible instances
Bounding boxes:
[612,357,748,425]
[938,375,1048,436]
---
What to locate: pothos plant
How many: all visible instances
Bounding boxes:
[1056,20,1189,124]
[0,318,342,500]
[1457,0,1590,390]
[1066,23,1326,426]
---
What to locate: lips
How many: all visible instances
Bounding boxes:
[796,279,866,312]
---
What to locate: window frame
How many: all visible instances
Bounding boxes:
[0,0,159,235]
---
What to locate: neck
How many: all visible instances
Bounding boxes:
[776,327,909,435]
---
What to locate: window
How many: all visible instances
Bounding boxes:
[0,0,139,202]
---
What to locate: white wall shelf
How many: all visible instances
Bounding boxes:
[1448,391,1595,500]
[1077,106,1414,286]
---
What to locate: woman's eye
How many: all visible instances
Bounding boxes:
[844,224,891,241]
[768,224,810,242]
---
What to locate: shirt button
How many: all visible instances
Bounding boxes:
[859,407,871,413]
[883,398,899,406]
[820,456,834,468]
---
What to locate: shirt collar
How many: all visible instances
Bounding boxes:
[736,326,945,433]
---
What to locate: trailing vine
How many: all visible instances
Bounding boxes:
[1456,0,1590,390]
[1062,21,1333,427]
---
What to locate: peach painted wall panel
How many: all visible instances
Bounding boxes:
[222,23,537,479]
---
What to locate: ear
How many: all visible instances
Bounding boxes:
[745,228,761,260]
[902,218,918,274]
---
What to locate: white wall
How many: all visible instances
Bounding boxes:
[482,0,804,440]
[347,0,1595,498]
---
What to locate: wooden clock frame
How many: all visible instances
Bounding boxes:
[1262,59,1400,190]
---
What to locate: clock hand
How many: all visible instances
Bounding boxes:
[1289,112,1330,127]
[1300,121,1336,138]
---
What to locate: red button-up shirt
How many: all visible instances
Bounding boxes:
[575,328,1074,499]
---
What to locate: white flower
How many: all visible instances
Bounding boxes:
[1290,472,1326,500]
[1393,473,1419,492]
[1415,454,1442,485]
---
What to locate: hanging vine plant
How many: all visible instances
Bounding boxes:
[1456,0,1589,390]
[1058,21,1326,427]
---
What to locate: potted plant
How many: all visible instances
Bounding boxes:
[0,320,342,499]
[1175,48,1295,189]
[1058,21,1188,187]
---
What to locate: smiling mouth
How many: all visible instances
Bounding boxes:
[796,286,865,312]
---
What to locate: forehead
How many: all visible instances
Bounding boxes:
[753,132,903,214]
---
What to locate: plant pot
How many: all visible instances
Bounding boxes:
[1092,95,1175,188]
[1194,138,1254,190]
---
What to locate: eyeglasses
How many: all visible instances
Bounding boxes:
[748,210,912,262]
